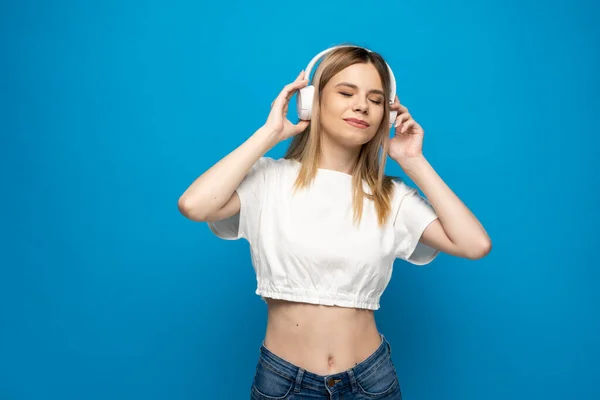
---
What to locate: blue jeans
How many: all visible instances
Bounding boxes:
[250,334,402,399]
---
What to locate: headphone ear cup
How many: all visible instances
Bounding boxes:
[296,85,315,120]
[389,109,398,128]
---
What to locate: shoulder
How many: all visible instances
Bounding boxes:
[252,156,297,171]
[268,157,297,178]
[390,178,414,195]
[388,177,431,212]
[386,177,415,200]
[244,156,298,186]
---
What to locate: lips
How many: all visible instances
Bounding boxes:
[344,118,370,128]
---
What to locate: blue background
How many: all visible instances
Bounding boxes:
[1,0,599,399]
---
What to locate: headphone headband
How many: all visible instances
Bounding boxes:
[303,45,396,103]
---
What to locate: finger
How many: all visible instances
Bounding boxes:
[394,112,411,128]
[394,115,402,129]
[275,79,309,106]
[401,120,417,134]
[390,102,409,114]
[294,119,310,133]
[271,72,309,111]
[396,103,409,113]
[392,95,408,111]
[395,113,413,128]
[284,78,309,96]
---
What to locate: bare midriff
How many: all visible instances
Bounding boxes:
[262,298,383,376]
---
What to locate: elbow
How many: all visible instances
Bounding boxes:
[177,196,208,222]
[465,237,492,260]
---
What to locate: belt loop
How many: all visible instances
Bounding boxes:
[347,368,358,393]
[382,334,392,357]
[293,368,304,393]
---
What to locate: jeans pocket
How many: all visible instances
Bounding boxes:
[251,359,295,400]
[356,355,400,398]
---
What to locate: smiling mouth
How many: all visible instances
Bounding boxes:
[344,118,370,128]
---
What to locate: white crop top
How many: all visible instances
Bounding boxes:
[208,157,440,310]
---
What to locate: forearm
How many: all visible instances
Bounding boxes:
[178,125,279,218]
[397,156,490,250]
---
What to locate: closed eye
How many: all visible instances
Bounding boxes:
[339,92,383,105]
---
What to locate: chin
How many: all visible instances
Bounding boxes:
[340,126,377,146]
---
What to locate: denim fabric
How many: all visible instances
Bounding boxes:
[250,334,402,399]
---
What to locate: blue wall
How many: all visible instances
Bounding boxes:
[1,1,598,399]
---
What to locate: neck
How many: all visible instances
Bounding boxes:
[318,133,361,175]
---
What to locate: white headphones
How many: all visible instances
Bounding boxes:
[296,45,398,127]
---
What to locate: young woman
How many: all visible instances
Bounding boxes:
[178,45,491,399]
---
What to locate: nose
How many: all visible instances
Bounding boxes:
[352,96,369,114]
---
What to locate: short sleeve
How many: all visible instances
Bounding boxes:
[392,180,440,265]
[207,157,273,240]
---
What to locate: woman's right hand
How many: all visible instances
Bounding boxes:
[264,70,311,142]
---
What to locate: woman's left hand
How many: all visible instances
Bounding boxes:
[388,96,425,162]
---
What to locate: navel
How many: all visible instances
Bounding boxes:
[328,355,335,367]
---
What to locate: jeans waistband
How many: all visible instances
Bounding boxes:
[258,333,392,393]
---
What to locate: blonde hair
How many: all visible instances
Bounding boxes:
[284,45,396,227]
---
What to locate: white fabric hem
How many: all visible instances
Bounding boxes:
[256,288,381,311]
[207,220,239,240]
[406,216,441,265]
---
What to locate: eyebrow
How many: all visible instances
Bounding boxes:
[334,82,385,96]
